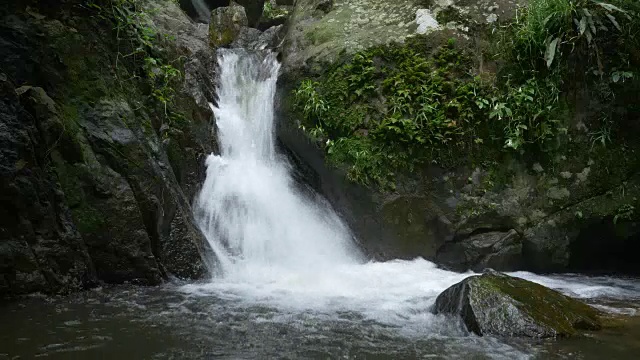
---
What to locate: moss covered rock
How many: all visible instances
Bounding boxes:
[209,4,249,47]
[433,272,602,338]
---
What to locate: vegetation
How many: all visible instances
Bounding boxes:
[84,0,183,122]
[263,1,289,20]
[292,0,640,189]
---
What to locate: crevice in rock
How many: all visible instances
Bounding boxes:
[568,220,640,275]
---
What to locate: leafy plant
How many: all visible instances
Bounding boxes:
[507,0,635,72]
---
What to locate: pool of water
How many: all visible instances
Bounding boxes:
[1,272,639,359]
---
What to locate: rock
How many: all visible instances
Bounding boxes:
[234,0,265,27]
[231,26,263,48]
[436,229,523,272]
[233,24,284,49]
[276,0,294,5]
[209,4,249,47]
[259,24,285,48]
[433,272,602,338]
[1,0,217,296]
[1,78,95,298]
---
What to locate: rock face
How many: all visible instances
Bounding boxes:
[433,272,602,338]
[209,4,249,47]
[0,0,217,297]
[0,78,95,295]
[437,230,523,272]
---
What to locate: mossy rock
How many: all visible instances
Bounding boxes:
[209,4,248,47]
[433,271,602,338]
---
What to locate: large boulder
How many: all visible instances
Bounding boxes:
[209,4,249,47]
[433,272,602,338]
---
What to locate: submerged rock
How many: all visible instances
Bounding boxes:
[433,272,602,338]
[209,4,248,47]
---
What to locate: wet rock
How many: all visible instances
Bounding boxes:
[436,230,523,272]
[1,78,95,298]
[1,0,216,296]
[231,26,263,48]
[433,272,602,338]
[209,4,249,47]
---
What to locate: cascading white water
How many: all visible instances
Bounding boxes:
[194,49,363,278]
[185,49,636,348]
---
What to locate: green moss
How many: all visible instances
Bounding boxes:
[476,274,601,335]
[72,204,106,234]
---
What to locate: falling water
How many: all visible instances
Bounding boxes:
[194,49,363,278]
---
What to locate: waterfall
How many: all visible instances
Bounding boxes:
[194,49,363,278]
[188,49,471,325]
[191,0,212,22]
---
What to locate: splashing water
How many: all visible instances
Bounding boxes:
[184,49,640,358]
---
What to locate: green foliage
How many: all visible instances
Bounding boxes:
[505,0,635,71]
[293,39,566,187]
[263,1,289,20]
[85,0,183,120]
[293,0,640,189]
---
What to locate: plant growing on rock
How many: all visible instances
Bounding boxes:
[86,0,183,121]
[292,0,640,189]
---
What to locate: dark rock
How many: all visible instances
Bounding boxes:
[315,0,333,13]
[1,0,217,296]
[433,272,602,338]
[437,229,523,272]
[234,0,265,27]
[1,79,95,298]
[232,24,284,49]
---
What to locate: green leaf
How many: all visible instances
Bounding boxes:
[579,16,587,35]
[612,72,621,83]
[593,1,627,13]
[545,37,560,68]
[606,13,621,31]
[583,9,597,34]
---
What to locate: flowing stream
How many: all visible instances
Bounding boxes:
[2,49,640,359]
